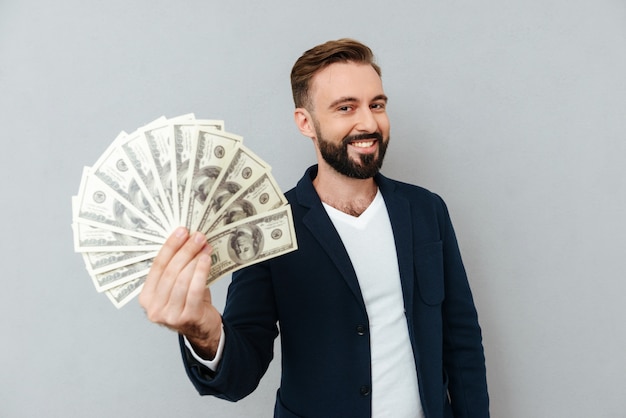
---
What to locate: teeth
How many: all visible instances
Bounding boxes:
[351,141,374,148]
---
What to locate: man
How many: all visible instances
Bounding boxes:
[139,38,489,418]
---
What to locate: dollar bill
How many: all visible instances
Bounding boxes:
[142,118,182,224]
[172,119,225,227]
[184,129,242,230]
[121,128,174,226]
[205,205,297,285]
[196,144,271,232]
[72,220,163,252]
[91,131,168,233]
[75,167,167,243]
[82,249,157,275]
[204,172,288,232]
[90,258,153,292]
[172,122,196,226]
[105,275,146,309]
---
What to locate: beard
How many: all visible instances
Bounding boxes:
[315,125,389,179]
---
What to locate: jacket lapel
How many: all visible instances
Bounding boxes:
[296,167,367,314]
[377,175,416,322]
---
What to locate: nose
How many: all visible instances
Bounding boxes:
[355,108,378,133]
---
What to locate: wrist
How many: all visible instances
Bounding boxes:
[187,334,220,360]
[186,311,222,360]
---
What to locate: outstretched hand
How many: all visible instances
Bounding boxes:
[139,227,222,359]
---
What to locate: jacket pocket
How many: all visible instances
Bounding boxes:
[414,240,445,305]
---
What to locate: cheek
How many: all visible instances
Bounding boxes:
[377,115,390,133]
[322,123,352,142]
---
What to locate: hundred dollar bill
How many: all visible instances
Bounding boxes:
[105,275,146,309]
[90,258,153,292]
[185,129,242,230]
[121,127,174,226]
[73,221,163,252]
[204,172,288,232]
[82,249,157,275]
[75,167,166,243]
[196,144,270,232]
[205,205,297,285]
[91,131,168,233]
[142,116,189,224]
[72,197,163,252]
[172,119,225,227]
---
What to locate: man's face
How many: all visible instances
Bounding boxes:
[307,62,390,179]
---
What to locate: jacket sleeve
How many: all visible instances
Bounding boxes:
[437,195,490,417]
[179,260,279,402]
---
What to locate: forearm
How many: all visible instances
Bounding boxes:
[180,263,279,401]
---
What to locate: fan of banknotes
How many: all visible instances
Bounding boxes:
[72,114,297,308]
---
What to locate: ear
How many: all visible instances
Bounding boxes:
[294,107,316,138]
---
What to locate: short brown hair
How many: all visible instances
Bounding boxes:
[290,38,381,109]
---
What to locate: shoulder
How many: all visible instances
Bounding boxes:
[377,173,446,209]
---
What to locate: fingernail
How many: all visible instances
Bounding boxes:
[175,227,187,238]
[194,232,206,244]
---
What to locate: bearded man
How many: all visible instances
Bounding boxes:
[140,38,489,418]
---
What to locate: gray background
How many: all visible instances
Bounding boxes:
[1,0,625,417]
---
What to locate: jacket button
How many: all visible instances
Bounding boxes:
[356,325,366,336]
[360,385,371,396]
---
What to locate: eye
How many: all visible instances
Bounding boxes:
[370,102,386,111]
[337,105,353,112]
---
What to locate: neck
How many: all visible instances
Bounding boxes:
[313,165,378,217]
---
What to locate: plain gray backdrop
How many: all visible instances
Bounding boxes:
[1,1,625,417]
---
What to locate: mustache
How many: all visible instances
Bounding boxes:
[342,132,383,144]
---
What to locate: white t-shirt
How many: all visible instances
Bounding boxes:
[323,190,424,418]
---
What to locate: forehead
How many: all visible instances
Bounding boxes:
[309,62,384,107]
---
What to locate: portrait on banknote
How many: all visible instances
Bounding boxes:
[228,225,263,263]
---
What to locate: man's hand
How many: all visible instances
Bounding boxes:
[139,227,222,360]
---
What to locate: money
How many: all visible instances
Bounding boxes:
[71,114,297,308]
[121,128,174,226]
[91,258,153,293]
[72,220,163,252]
[105,276,146,309]
[195,145,270,232]
[91,132,169,232]
[82,250,157,275]
[75,168,167,242]
[206,172,288,232]
[184,128,242,230]
[205,205,297,285]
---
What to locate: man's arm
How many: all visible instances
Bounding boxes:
[140,227,278,401]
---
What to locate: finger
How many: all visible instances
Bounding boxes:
[140,227,189,307]
[185,244,214,315]
[163,250,202,318]
[152,231,208,306]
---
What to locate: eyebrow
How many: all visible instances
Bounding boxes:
[328,94,389,110]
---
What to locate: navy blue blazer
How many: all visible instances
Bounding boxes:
[180,165,489,418]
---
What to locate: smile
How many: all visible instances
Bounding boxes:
[350,140,376,148]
